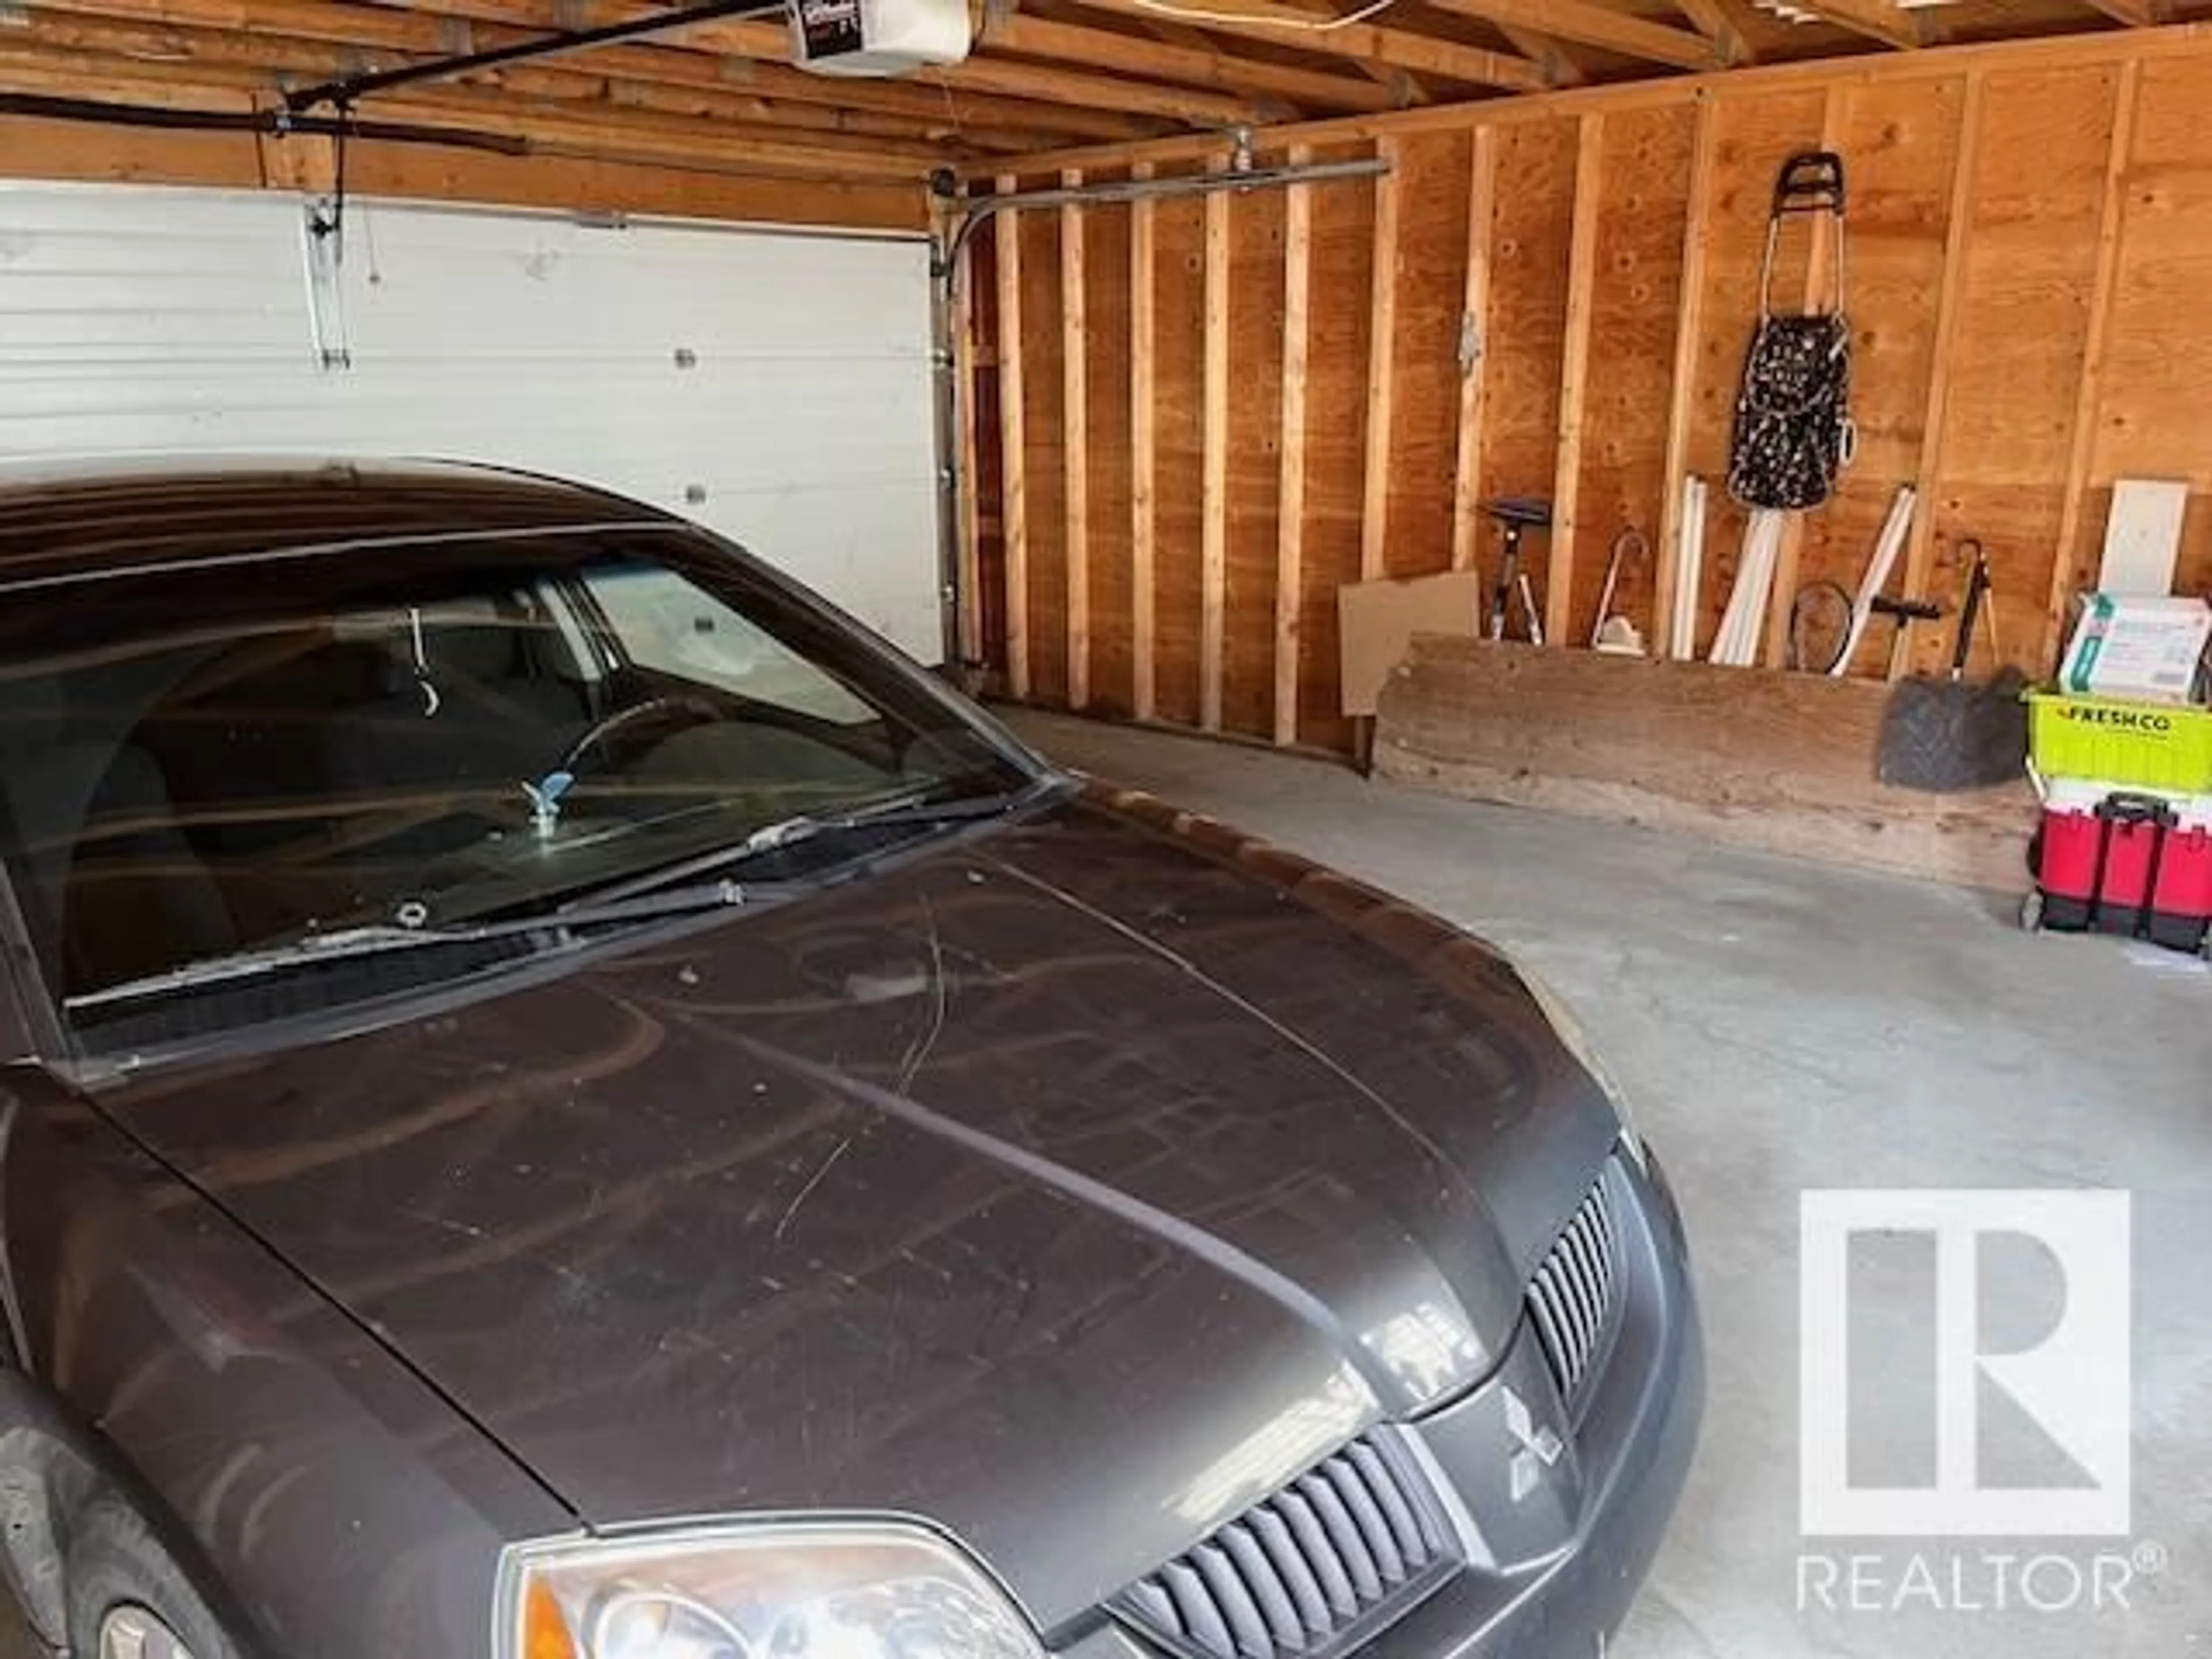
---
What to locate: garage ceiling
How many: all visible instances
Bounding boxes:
[0,0,2184,182]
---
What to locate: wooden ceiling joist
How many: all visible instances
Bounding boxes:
[978,13,1402,112]
[1057,0,1548,92]
[1670,0,1758,65]
[1782,0,1923,48]
[1423,0,1720,70]
[26,0,1164,141]
[8,4,1054,148]
[0,43,942,175]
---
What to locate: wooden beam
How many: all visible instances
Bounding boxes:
[12,7,999,156]
[1449,127,1497,574]
[0,41,940,176]
[1672,0,1758,64]
[1200,169,1232,732]
[955,234,986,673]
[995,175,1032,700]
[1654,92,1717,660]
[1427,0,1717,69]
[1060,168,1092,711]
[2081,0,2164,24]
[32,0,1158,142]
[1763,85,1847,668]
[1275,144,1315,747]
[976,21,2212,180]
[1496,25,1587,87]
[979,13,1397,113]
[1548,113,1605,647]
[1058,0,1548,92]
[1359,137,1402,582]
[1892,69,1986,681]
[1786,0,1922,50]
[2048,59,2141,669]
[923,53,1276,126]
[1130,161,1158,722]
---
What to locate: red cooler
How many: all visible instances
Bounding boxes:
[2030,783,2212,953]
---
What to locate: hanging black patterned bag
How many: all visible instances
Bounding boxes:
[1727,151,1857,512]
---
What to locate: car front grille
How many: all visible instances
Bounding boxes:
[1525,1159,1624,1404]
[1108,1430,1459,1659]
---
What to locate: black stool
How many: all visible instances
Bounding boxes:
[1484,497,1551,645]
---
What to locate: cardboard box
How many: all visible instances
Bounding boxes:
[1337,570,1485,717]
[2058,593,2210,706]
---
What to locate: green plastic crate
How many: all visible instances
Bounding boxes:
[2025,688,2212,792]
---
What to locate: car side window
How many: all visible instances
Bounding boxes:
[582,563,874,726]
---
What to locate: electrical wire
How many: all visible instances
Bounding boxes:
[1120,0,1401,31]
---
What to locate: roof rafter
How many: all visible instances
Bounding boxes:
[1422,0,1719,71]
[1056,0,1548,92]
[978,12,1402,111]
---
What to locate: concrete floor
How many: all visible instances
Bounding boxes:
[4,710,2203,1658]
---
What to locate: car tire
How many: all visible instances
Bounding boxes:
[63,1495,241,1659]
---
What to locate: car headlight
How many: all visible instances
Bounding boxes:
[498,1522,1046,1659]
[1517,969,1646,1171]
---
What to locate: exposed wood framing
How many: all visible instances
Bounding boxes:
[1450,126,1499,572]
[1548,112,1605,645]
[1359,137,1402,581]
[2082,0,2165,24]
[1060,168,1092,710]
[1275,144,1316,746]
[1672,0,1759,65]
[1892,68,1987,680]
[1130,161,1160,721]
[1495,26,1587,88]
[1425,0,1718,70]
[1654,93,1717,658]
[1200,168,1232,732]
[955,232,986,671]
[1762,84,1849,668]
[1058,0,1549,93]
[995,174,1032,700]
[977,13,1399,113]
[1786,0,1922,49]
[2048,58,2143,668]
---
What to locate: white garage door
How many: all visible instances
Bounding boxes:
[0,181,944,660]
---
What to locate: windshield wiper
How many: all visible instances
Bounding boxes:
[573,775,1063,908]
[65,879,756,1014]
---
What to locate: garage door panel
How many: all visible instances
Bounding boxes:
[0,181,941,661]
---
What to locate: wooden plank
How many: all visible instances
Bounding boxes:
[1547,113,1605,646]
[978,14,1396,113]
[1450,126,1499,573]
[2083,0,2164,24]
[1277,145,1316,747]
[955,238,986,672]
[1201,170,1232,732]
[994,176,1031,700]
[1130,162,1159,722]
[1374,132,1471,579]
[1496,25,1587,88]
[1673,0,1759,64]
[1360,138,1403,582]
[1654,93,1717,658]
[32,0,1162,145]
[1920,64,2117,677]
[965,12,2212,181]
[1788,0,1922,48]
[1060,170,1091,710]
[1224,179,1287,738]
[1425,0,1718,70]
[1893,69,1988,680]
[1568,101,1698,650]
[2048,58,2142,664]
[1057,0,1548,92]
[1374,636,2033,889]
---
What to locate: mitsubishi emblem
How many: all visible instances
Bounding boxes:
[1503,1385,1563,1502]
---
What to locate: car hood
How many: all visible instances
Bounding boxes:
[98,786,1620,1630]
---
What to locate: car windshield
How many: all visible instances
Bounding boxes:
[0,522,1037,1043]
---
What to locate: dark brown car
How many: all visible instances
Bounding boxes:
[0,460,1697,1659]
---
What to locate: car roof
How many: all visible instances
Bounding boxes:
[0,456,675,587]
